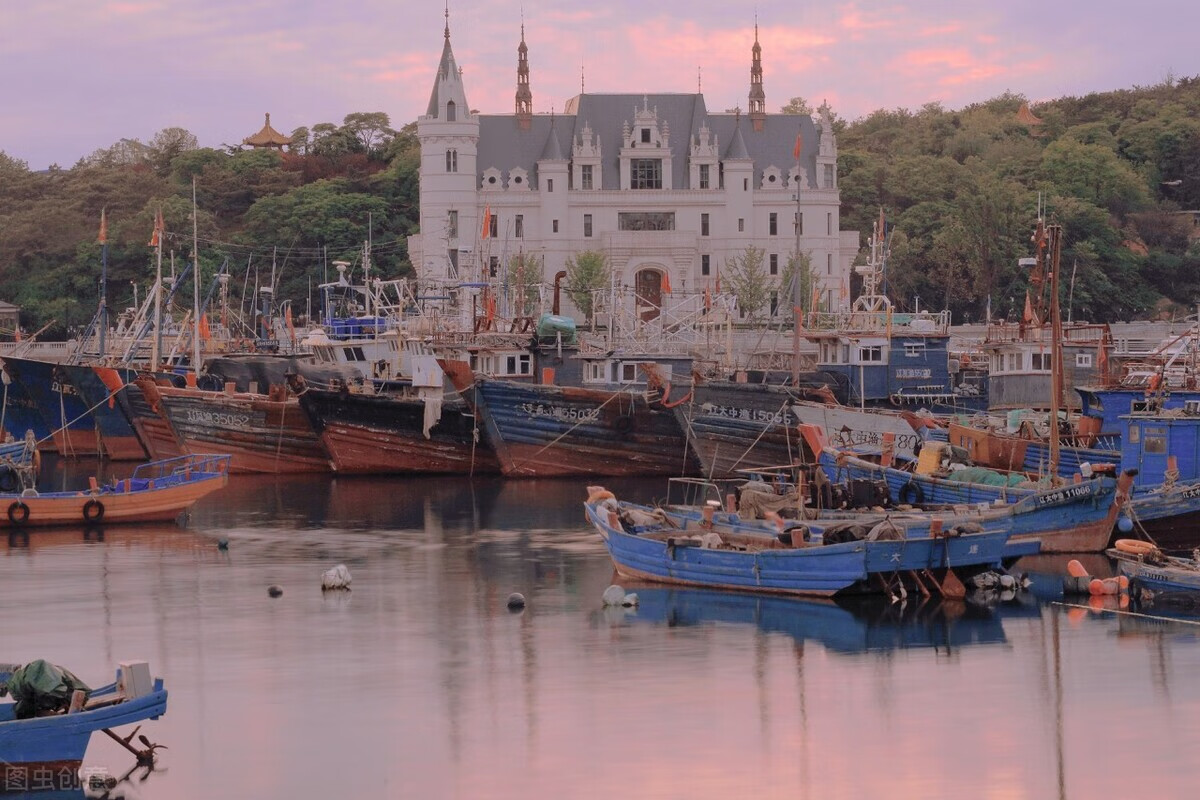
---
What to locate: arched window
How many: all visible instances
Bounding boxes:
[446,101,457,122]
[446,149,458,172]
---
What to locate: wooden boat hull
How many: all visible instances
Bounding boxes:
[586,499,1019,596]
[674,382,811,477]
[61,364,148,461]
[151,386,330,474]
[0,364,57,452]
[1112,551,1200,593]
[1,356,101,456]
[296,387,499,474]
[821,449,1129,552]
[0,677,167,768]
[0,455,229,528]
[791,401,927,459]
[465,378,697,477]
[129,375,188,459]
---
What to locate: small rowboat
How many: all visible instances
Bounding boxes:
[0,453,231,529]
[1,660,167,783]
[1108,538,1200,593]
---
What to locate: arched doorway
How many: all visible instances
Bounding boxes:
[635,268,663,321]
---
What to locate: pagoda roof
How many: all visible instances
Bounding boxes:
[244,113,291,148]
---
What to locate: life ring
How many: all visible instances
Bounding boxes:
[1114,538,1156,556]
[0,467,17,493]
[613,415,634,434]
[898,480,924,506]
[7,501,29,525]
[82,499,105,523]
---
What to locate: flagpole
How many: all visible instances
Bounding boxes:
[152,208,163,367]
[192,177,202,373]
[99,208,108,360]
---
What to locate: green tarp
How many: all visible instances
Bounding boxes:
[949,466,1030,488]
[4,659,91,719]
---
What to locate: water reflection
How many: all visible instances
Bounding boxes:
[615,587,1037,654]
[5,474,1200,799]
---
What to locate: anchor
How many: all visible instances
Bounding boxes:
[101,724,167,767]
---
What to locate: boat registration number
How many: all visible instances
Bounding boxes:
[1036,484,1093,506]
[520,402,600,423]
[1180,485,1200,500]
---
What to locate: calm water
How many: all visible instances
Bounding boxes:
[5,464,1200,799]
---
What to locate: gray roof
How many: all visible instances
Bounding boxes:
[477,92,821,190]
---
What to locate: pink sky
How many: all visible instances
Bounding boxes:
[2,0,1195,170]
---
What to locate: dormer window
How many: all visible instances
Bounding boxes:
[641,128,651,144]
[446,101,457,122]
[631,159,662,189]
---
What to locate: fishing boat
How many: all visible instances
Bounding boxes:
[290,365,500,476]
[583,484,1035,598]
[58,363,148,461]
[1108,539,1200,594]
[444,337,699,477]
[0,659,167,782]
[0,453,229,529]
[0,355,102,457]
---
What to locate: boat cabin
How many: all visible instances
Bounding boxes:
[1121,402,1200,489]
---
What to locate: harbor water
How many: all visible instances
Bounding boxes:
[4,464,1200,799]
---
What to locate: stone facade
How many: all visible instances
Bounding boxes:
[407,21,860,321]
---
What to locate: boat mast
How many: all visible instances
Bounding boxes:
[791,127,803,386]
[192,177,202,372]
[152,207,163,367]
[1048,223,1063,479]
[99,207,108,360]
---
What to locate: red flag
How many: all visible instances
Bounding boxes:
[793,132,803,161]
[148,207,164,247]
[481,206,491,239]
[715,270,721,294]
[877,207,885,242]
[1022,290,1034,324]
[661,271,672,294]
[98,208,108,245]
[198,313,211,341]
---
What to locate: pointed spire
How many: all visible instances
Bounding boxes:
[540,117,566,161]
[749,18,766,131]
[516,21,533,124]
[426,8,470,120]
[724,115,751,160]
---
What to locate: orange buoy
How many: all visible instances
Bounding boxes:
[1115,539,1157,556]
[1067,559,1090,578]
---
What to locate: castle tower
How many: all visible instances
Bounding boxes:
[748,22,766,132]
[416,10,480,280]
[515,24,533,130]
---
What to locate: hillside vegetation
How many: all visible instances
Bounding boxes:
[1,78,1198,336]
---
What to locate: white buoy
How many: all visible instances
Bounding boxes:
[602,585,627,606]
[321,564,352,591]
[621,592,639,607]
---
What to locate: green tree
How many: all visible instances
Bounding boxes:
[780,97,812,115]
[725,245,770,319]
[564,249,610,325]
[781,249,819,316]
[507,252,541,316]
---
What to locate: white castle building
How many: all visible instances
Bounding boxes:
[406,19,860,321]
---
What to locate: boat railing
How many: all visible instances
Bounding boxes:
[131,453,232,482]
[984,322,1109,344]
[665,477,741,509]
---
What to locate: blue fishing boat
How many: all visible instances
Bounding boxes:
[584,485,1029,597]
[1108,539,1200,594]
[448,365,698,478]
[1,660,167,780]
[0,356,100,456]
[58,363,148,461]
[0,362,55,452]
